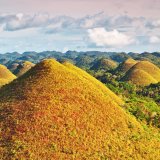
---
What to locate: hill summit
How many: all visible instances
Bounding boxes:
[116,58,137,73]
[0,59,159,159]
[90,58,117,71]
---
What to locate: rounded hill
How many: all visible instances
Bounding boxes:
[130,61,160,81]
[0,59,159,159]
[122,69,158,86]
[90,58,117,71]
[13,61,35,77]
[0,64,16,87]
[116,58,137,73]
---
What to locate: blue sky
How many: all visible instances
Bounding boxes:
[0,0,160,53]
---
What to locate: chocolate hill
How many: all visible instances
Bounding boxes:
[122,61,160,86]
[0,64,16,87]
[13,61,35,77]
[116,58,137,73]
[0,59,159,159]
[90,58,117,71]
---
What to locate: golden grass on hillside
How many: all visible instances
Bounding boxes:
[131,61,160,81]
[13,61,35,77]
[122,69,158,86]
[91,58,117,70]
[0,59,159,159]
[122,60,160,86]
[117,58,137,73]
[0,64,16,87]
[63,61,123,106]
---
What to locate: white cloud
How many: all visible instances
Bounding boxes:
[88,28,135,48]
[149,36,160,43]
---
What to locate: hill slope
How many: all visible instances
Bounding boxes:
[0,64,16,87]
[130,61,160,81]
[0,59,159,159]
[90,58,117,71]
[122,60,160,86]
[13,61,35,77]
[122,69,158,86]
[116,58,137,73]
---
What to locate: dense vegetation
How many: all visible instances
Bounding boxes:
[92,60,160,129]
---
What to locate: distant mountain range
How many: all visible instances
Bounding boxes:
[0,51,160,68]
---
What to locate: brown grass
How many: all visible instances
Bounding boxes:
[122,60,160,86]
[0,64,16,87]
[122,69,158,86]
[0,59,159,159]
[13,61,35,77]
[117,58,137,73]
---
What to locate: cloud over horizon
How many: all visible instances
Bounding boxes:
[88,28,135,48]
[0,12,159,53]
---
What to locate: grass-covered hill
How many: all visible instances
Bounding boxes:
[0,59,159,159]
[90,58,117,71]
[130,61,160,81]
[13,61,35,77]
[0,64,16,87]
[115,58,137,73]
[122,69,158,86]
[122,60,160,86]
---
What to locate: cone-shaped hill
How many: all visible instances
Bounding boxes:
[13,61,35,77]
[122,69,158,86]
[90,58,117,71]
[116,58,137,73]
[7,62,19,73]
[0,64,16,87]
[130,61,160,81]
[0,59,159,159]
[122,60,160,86]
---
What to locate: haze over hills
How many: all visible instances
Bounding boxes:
[0,59,159,159]
[0,51,160,69]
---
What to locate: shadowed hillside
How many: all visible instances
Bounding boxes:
[0,64,16,87]
[0,59,159,159]
[116,58,137,73]
[90,58,117,71]
[13,61,35,77]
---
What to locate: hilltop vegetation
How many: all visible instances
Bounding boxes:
[0,59,160,159]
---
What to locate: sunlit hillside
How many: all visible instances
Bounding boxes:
[0,59,159,159]
[122,69,158,86]
[130,61,160,81]
[0,64,16,87]
[122,60,160,86]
